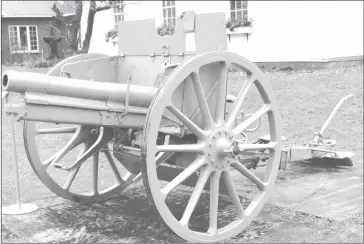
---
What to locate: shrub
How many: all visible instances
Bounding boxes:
[33,57,61,68]
[226,17,252,31]
[156,24,175,36]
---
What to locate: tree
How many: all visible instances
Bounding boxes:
[81,0,118,53]
[68,0,83,51]
[49,0,83,54]
[51,1,137,54]
[81,1,140,53]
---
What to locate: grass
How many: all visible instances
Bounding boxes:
[1,64,363,243]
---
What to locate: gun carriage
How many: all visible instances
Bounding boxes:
[2,11,354,243]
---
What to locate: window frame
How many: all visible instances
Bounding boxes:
[113,0,125,27]
[162,0,176,26]
[8,25,40,53]
[230,0,248,22]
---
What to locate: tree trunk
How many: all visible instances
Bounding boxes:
[81,1,96,54]
[69,0,83,51]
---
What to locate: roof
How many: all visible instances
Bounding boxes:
[1,1,75,18]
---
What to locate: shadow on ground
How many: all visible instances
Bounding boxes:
[2,184,274,243]
[277,160,357,182]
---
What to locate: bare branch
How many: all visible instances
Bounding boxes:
[95,5,112,12]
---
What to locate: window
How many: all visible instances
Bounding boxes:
[162,0,176,26]
[230,0,248,22]
[8,25,39,53]
[113,0,125,27]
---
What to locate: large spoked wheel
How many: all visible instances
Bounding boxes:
[23,54,138,203]
[141,52,282,242]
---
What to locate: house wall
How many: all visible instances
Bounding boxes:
[81,1,363,62]
[244,1,363,61]
[1,17,71,64]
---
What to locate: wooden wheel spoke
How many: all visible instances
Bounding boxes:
[166,104,206,139]
[62,143,88,190]
[156,151,174,166]
[36,126,78,135]
[231,162,266,191]
[214,62,230,124]
[92,152,99,195]
[63,165,81,190]
[156,143,205,153]
[46,126,88,167]
[190,72,215,129]
[208,170,221,234]
[180,166,212,226]
[123,172,138,184]
[42,153,58,169]
[161,156,207,198]
[232,104,271,136]
[61,127,114,170]
[132,152,175,184]
[226,75,256,127]
[104,150,122,184]
[222,171,244,218]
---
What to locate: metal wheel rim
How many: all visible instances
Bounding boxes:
[141,51,282,242]
[22,54,137,203]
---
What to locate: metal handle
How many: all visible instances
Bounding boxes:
[319,93,354,135]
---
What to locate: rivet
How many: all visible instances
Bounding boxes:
[208,153,211,156]
[209,144,212,147]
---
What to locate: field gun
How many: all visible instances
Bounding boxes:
[2,11,354,243]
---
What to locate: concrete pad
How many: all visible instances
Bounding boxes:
[270,161,363,220]
[230,158,363,221]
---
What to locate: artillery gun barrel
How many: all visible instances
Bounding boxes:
[2,70,157,108]
[2,70,159,128]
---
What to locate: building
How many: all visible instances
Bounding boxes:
[1,1,76,64]
[81,1,363,62]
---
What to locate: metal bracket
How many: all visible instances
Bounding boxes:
[119,52,126,63]
[100,111,116,126]
[4,103,27,121]
[149,52,156,62]
[161,44,169,57]
[182,11,196,33]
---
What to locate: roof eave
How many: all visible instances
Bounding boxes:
[2,15,55,18]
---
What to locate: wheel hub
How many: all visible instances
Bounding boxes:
[205,128,234,170]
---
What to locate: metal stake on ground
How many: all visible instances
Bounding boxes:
[2,92,38,215]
